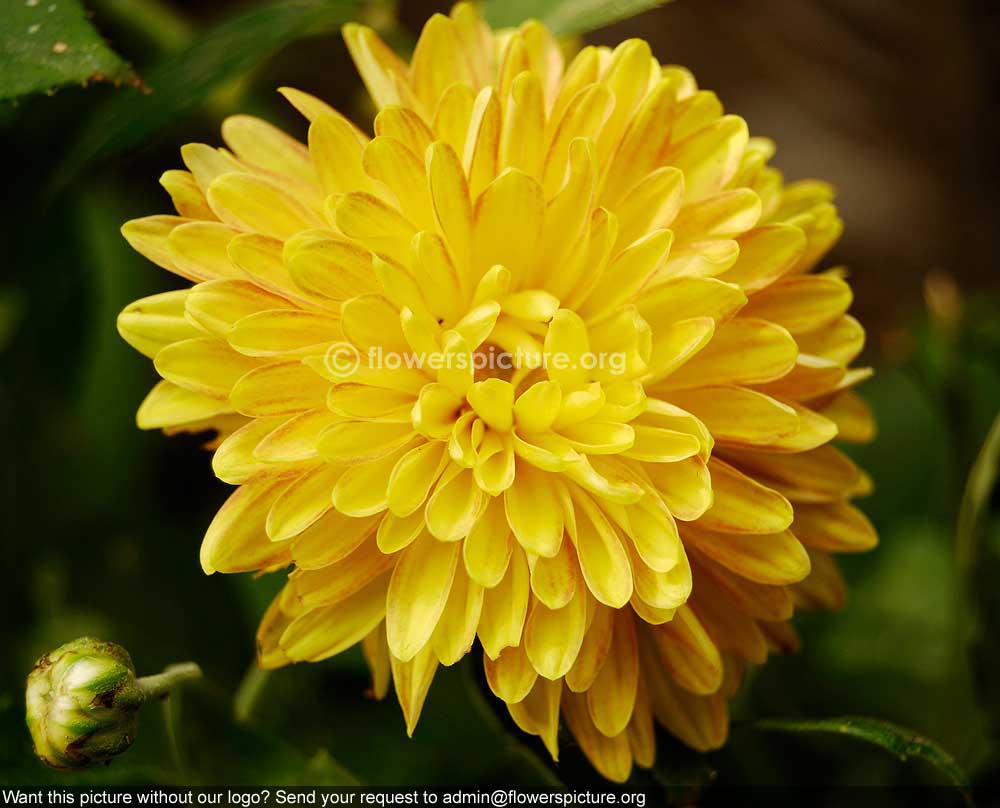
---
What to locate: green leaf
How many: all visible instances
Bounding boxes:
[0,0,135,101]
[754,716,971,794]
[957,409,1000,575]
[52,0,357,192]
[484,0,670,36]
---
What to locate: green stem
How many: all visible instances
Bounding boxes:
[136,662,203,700]
[233,663,271,725]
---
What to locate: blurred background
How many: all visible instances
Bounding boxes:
[1,0,999,801]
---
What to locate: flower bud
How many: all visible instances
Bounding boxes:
[26,637,145,769]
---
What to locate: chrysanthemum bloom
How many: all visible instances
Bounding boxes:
[118,3,877,781]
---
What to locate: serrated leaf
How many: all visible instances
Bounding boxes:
[484,0,670,36]
[755,716,970,794]
[0,0,134,101]
[52,0,357,192]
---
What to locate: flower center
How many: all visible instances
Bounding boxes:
[473,343,515,382]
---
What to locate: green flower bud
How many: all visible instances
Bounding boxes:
[26,637,201,770]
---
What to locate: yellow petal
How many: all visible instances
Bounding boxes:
[291,510,380,570]
[514,381,562,434]
[665,318,798,390]
[626,675,656,768]
[427,140,474,285]
[342,23,410,110]
[431,565,484,665]
[630,540,692,611]
[723,444,862,503]
[645,316,716,385]
[361,621,392,699]
[473,169,544,287]
[390,643,440,737]
[698,457,793,534]
[797,315,866,365]
[339,294,409,354]
[566,602,613,692]
[644,456,713,521]
[682,523,810,585]
[524,585,587,679]
[155,337,260,400]
[409,13,472,113]
[362,136,434,230]
[543,309,590,390]
[542,83,613,198]
[474,430,516,495]
[412,383,463,440]
[280,572,391,662]
[672,189,761,241]
[640,632,729,751]
[137,380,234,431]
[613,166,685,250]
[792,502,878,553]
[792,548,847,611]
[504,464,564,557]
[741,273,852,334]
[818,390,876,443]
[478,544,530,658]
[118,290,200,358]
[621,424,700,463]
[386,531,460,661]
[266,464,343,541]
[578,229,673,322]
[637,276,746,327]
[160,169,214,220]
[626,492,682,572]
[499,71,546,178]
[334,192,415,266]
[530,539,578,610]
[229,309,340,357]
[331,444,412,517]
[230,361,329,417]
[207,172,323,239]
[649,605,723,695]
[562,688,632,782]
[690,553,793,621]
[278,86,346,124]
[220,114,317,188]
[463,495,513,588]
[318,420,414,464]
[599,79,675,207]
[121,215,189,275]
[571,488,633,608]
[387,440,448,517]
[285,234,377,302]
[201,478,293,574]
[294,535,396,610]
[719,224,805,293]
[507,677,562,761]
[667,386,799,448]
[183,279,283,338]
[587,610,638,737]
[425,465,484,541]
[484,644,537,704]
[254,409,340,463]
[667,114,748,202]
[374,106,434,156]
[376,510,426,554]
[464,87,502,198]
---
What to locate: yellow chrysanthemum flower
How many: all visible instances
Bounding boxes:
[118,3,877,782]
